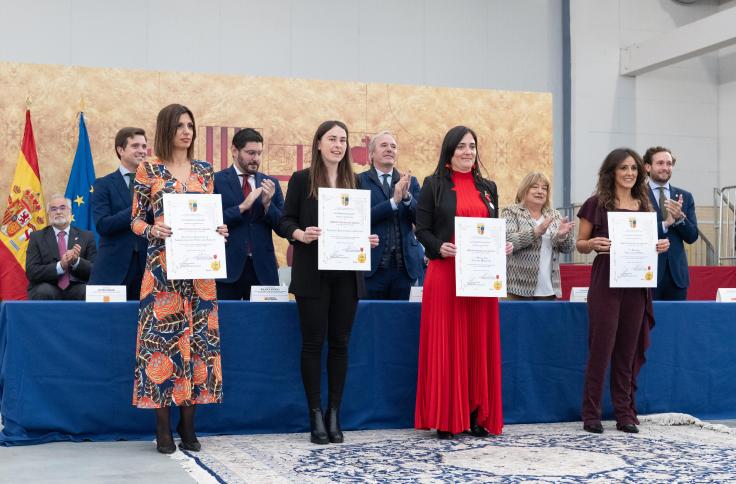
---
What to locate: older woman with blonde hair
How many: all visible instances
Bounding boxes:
[502,172,575,300]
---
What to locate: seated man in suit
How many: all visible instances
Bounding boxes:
[26,194,97,300]
[358,131,421,300]
[644,145,698,300]
[89,127,149,300]
[214,128,285,300]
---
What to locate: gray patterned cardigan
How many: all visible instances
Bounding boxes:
[502,203,575,298]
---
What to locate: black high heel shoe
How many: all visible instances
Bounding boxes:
[176,422,201,452]
[156,430,176,454]
[468,409,489,437]
[309,408,329,445]
[436,430,454,440]
[324,406,344,444]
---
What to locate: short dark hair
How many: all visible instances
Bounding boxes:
[232,128,263,150]
[642,146,676,166]
[114,127,146,159]
[154,104,196,161]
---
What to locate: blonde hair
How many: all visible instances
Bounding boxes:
[515,172,551,211]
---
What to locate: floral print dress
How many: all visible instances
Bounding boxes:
[131,158,222,408]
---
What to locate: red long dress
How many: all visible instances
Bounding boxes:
[414,170,503,435]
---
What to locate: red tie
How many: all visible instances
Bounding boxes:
[57,230,70,290]
[242,175,252,198]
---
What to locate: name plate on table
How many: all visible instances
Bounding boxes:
[569,287,589,302]
[716,288,736,302]
[409,286,423,302]
[85,285,126,302]
[250,286,289,302]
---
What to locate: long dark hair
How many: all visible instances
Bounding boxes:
[308,120,356,199]
[431,126,488,204]
[595,148,651,211]
[154,104,196,162]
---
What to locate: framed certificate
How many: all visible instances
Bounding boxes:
[162,193,227,280]
[608,211,658,288]
[455,217,506,297]
[317,187,371,271]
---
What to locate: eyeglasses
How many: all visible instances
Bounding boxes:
[48,205,70,213]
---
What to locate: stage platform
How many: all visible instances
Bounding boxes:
[1,301,734,446]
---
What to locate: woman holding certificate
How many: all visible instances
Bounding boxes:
[131,104,228,454]
[278,120,378,445]
[576,148,669,435]
[414,125,512,439]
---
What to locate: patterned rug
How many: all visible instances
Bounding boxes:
[172,414,736,483]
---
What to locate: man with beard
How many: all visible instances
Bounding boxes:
[214,128,285,299]
[358,131,421,300]
[26,194,97,300]
[644,146,698,300]
[89,127,149,300]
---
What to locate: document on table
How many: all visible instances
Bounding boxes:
[608,211,658,288]
[162,193,227,280]
[455,217,506,297]
[317,187,371,271]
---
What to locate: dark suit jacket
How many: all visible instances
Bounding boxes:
[357,167,422,280]
[416,172,499,260]
[214,166,285,285]
[26,225,97,291]
[277,168,366,298]
[648,184,698,288]
[89,169,148,285]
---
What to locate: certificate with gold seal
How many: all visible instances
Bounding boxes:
[608,211,658,288]
[317,187,371,271]
[455,217,506,297]
[162,193,227,280]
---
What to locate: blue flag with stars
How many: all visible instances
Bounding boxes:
[64,112,97,239]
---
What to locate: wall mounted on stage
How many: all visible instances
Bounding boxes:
[0,61,552,266]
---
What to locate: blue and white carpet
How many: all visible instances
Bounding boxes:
[172,414,736,483]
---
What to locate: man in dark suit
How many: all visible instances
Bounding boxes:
[358,131,421,300]
[89,127,149,300]
[644,146,698,300]
[214,128,285,300]
[26,194,97,300]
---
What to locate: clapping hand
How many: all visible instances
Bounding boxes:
[556,217,575,239]
[60,244,81,270]
[393,173,411,204]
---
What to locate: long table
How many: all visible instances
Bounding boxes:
[1,301,734,445]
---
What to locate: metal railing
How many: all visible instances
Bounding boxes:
[556,202,717,265]
[714,186,736,266]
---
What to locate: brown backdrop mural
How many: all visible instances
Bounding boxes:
[1,61,552,268]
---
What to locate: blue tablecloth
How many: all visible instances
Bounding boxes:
[1,301,734,445]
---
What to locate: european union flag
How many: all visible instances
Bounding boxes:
[65,112,97,239]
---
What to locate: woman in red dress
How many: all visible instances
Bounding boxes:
[414,125,512,439]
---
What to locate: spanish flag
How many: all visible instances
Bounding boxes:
[0,110,47,300]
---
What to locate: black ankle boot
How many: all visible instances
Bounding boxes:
[324,406,343,444]
[469,409,489,437]
[309,408,329,445]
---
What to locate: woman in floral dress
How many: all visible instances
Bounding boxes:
[131,104,228,454]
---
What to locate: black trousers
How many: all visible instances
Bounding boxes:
[365,260,415,300]
[652,262,688,301]
[295,271,358,410]
[124,251,145,301]
[216,257,260,300]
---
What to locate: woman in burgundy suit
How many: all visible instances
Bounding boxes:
[576,148,669,434]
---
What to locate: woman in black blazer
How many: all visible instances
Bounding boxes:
[414,126,512,439]
[278,120,377,445]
